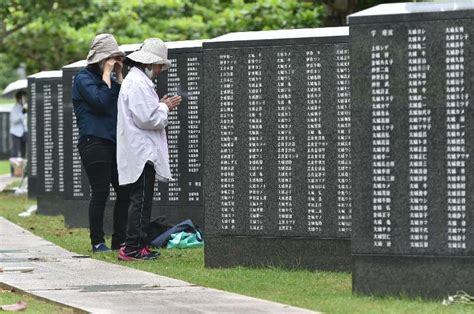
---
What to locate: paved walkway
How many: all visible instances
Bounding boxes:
[0,174,17,192]
[0,217,318,313]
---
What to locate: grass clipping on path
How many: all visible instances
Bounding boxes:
[0,194,473,314]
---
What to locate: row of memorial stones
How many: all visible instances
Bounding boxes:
[27,3,473,298]
[28,41,204,230]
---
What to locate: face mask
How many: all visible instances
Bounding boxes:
[144,65,154,79]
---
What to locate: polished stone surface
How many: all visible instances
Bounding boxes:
[0,108,11,160]
[349,3,474,298]
[203,28,352,270]
[33,72,65,215]
[205,235,351,272]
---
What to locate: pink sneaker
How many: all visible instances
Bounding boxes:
[118,247,158,261]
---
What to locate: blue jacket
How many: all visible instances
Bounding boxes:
[72,67,121,144]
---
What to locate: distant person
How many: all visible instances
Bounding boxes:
[72,33,130,253]
[9,91,27,176]
[116,38,181,261]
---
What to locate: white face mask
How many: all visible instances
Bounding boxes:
[145,65,154,79]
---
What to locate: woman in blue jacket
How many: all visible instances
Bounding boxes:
[72,34,129,252]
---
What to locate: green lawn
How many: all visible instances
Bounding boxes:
[0,160,10,175]
[0,97,13,105]
[0,194,472,314]
[0,287,73,313]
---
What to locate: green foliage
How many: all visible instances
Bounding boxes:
[0,97,15,104]
[0,1,91,72]
[0,0,325,75]
[355,0,396,10]
[0,54,18,90]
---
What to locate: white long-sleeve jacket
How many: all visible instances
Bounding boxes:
[117,66,171,185]
[10,103,26,138]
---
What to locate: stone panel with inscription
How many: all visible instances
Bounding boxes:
[152,40,204,226]
[203,27,351,271]
[0,108,10,160]
[27,75,39,198]
[32,71,65,215]
[62,60,90,203]
[349,2,474,298]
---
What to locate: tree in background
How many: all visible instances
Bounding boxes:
[0,0,324,84]
[0,0,395,89]
[0,54,18,90]
[323,0,423,26]
[0,0,92,89]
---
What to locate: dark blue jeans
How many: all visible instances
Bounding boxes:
[78,136,130,248]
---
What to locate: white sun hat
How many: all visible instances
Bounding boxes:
[126,38,171,70]
[86,33,125,64]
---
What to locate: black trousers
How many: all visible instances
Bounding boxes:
[10,134,27,158]
[10,134,27,175]
[78,136,130,248]
[125,163,156,251]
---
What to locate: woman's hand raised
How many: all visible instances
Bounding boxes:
[161,95,182,111]
[102,58,116,88]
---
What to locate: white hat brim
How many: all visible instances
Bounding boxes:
[127,50,171,70]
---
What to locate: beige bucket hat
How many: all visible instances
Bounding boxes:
[127,38,171,70]
[87,34,125,64]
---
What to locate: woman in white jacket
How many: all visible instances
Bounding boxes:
[117,38,181,261]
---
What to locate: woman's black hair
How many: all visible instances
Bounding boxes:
[124,57,145,69]
[86,62,101,75]
[15,91,26,102]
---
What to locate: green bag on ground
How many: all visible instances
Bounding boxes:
[166,231,203,249]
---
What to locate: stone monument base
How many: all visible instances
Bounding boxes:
[62,201,204,233]
[27,177,37,199]
[353,255,474,299]
[37,196,66,216]
[205,236,351,272]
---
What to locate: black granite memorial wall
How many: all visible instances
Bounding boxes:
[61,39,205,231]
[32,71,66,215]
[27,74,39,198]
[62,60,89,199]
[203,27,352,271]
[150,40,204,227]
[0,108,10,160]
[348,2,474,298]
